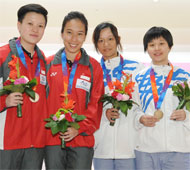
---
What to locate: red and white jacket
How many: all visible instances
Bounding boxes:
[0,38,47,150]
[46,48,104,148]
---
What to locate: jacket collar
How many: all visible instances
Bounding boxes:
[8,37,45,62]
[53,47,90,66]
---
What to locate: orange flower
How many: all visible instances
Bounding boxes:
[113,79,122,90]
[125,82,135,98]
[9,70,17,79]
[8,55,17,69]
[8,55,20,79]
[61,98,75,110]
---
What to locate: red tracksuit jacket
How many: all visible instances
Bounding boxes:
[0,38,47,150]
[46,48,104,148]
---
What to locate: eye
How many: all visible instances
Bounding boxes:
[98,39,104,43]
[28,22,33,26]
[148,43,154,47]
[67,31,72,34]
[109,37,113,41]
[160,42,165,45]
[39,24,44,28]
[78,32,84,36]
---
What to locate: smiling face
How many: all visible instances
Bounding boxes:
[61,19,86,60]
[147,36,171,65]
[97,27,118,60]
[17,12,46,50]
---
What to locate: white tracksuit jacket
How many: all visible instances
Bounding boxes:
[134,63,190,153]
[94,55,145,159]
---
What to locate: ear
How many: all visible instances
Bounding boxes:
[17,21,21,33]
[61,32,64,40]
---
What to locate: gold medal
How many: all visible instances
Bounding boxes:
[154,110,163,120]
[29,92,40,103]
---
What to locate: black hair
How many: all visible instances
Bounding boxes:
[17,3,48,26]
[61,11,88,35]
[143,26,173,52]
[92,22,122,52]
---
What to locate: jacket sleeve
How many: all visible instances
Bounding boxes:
[78,62,104,135]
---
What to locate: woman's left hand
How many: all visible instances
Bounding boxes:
[170,109,186,121]
[60,127,78,142]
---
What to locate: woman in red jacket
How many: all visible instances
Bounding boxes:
[45,11,104,170]
[0,3,48,170]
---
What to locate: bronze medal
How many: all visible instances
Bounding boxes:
[29,92,40,103]
[154,110,163,120]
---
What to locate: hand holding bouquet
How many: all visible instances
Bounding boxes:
[101,73,138,126]
[45,93,86,148]
[0,55,37,117]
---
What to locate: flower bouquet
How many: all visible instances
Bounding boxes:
[172,81,190,111]
[45,93,86,148]
[0,55,37,117]
[101,73,138,126]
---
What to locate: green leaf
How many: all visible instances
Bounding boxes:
[185,102,190,112]
[70,122,80,129]
[25,88,35,99]
[27,78,37,88]
[177,84,184,94]
[44,118,52,122]
[0,89,9,96]
[58,120,69,133]
[3,84,25,93]
[75,114,86,121]
[184,81,190,97]
[119,102,129,116]
[51,125,60,135]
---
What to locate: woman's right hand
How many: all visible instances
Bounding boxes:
[106,108,119,123]
[139,115,158,127]
[6,92,23,107]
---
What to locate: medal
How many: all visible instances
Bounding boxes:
[154,110,163,120]
[150,64,174,120]
[30,92,39,103]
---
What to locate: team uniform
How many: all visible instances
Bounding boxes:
[93,55,144,170]
[0,38,47,169]
[134,63,190,170]
[45,48,104,169]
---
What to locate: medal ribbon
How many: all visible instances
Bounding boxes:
[150,64,173,110]
[15,39,40,77]
[101,55,124,90]
[61,50,81,94]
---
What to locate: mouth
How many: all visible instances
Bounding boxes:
[103,49,110,53]
[30,34,38,38]
[70,43,78,48]
[154,52,162,57]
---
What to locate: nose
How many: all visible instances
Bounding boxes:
[155,44,160,50]
[32,25,38,32]
[103,40,109,46]
[71,34,78,41]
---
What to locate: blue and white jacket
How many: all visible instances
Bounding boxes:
[134,63,190,153]
[94,55,145,159]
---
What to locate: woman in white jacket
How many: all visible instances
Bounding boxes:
[92,22,144,170]
[134,26,190,170]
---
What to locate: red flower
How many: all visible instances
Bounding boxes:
[111,91,119,99]
[65,112,73,122]
[3,80,12,86]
